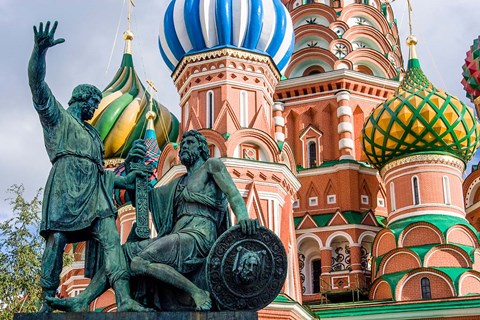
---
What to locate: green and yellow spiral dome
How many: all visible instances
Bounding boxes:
[362,36,480,170]
[90,32,179,159]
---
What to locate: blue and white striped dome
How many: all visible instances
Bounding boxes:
[158,0,294,74]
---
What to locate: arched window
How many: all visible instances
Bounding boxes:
[312,259,321,293]
[240,90,248,127]
[412,176,420,205]
[184,102,189,125]
[206,91,214,128]
[390,182,396,211]
[443,176,451,205]
[421,277,431,299]
[308,141,317,168]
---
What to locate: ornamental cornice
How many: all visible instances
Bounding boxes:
[380,154,465,177]
[173,48,280,82]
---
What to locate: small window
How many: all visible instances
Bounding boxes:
[327,195,336,204]
[443,176,451,205]
[361,195,369,205]
[308,140,317,168]
[412,176,420,205]
[309,197,318,206]
[184,102,189,125]
[421,277,431,299]
[206,90,214,128]
[240,90,248,127]
[293,200,300,208]
[377,198,385,207]
[390,183,396,211]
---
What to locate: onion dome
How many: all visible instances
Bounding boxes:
[362,36,480,170]
[158,0,294,73]
[462,36,480,105]
[90,31,179,159]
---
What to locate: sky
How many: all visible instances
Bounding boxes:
[0,0,479,220]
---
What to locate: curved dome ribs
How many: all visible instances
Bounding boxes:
[160,0,295,74]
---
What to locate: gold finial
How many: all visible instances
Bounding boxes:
[124,0,136,54]
[406,0,417,60]
[145,80,158,129]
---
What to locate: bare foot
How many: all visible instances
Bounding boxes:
[193,289,212,311]
[46,296,89,312]
[117,298,152,312]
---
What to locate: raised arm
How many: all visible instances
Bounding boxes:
[208,158,259,234]
[28,21,65,106]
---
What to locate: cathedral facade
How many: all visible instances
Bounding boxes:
[59,1,480,319]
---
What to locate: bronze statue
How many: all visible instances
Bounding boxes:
[28,21,149,313]
[47,130,259,312]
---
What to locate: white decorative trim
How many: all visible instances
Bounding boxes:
[381,154,465,177]
[338,122,353,134]
[272,101,285,111]
[358,231,377,244]
[339,154,354,160]
[298,162,378,177]
[383,164,463,182]
[337,106,353,117]
[388,209,467,225]
[263,301,315,320]
[325,231,355,247]
[277,68,399,91]
[424,247,470,268]
[275,132,285,142]
[336,91,351,102]
[381,251,421,275]
[327,194,337,204]
[297,233,324,249]
[273,116,285,127]
[339,138,354,149]
[389,203,465,217]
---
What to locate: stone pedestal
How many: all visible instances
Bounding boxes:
[14,311,257,320]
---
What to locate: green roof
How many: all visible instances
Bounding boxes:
[313,296,480,319]
[312,214,334,227]
[294,217,303,228]
[297,159,372,171]
[387,214,480,241]
[376,216,387,227]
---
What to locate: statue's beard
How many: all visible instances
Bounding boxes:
[180,149,200,167]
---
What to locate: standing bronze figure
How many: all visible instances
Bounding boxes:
[28,21,149,313]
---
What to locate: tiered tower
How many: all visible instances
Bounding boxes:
[277,0,402,302]
[462,36,480,232]
[363,34,480,301]
[156,0,304,314]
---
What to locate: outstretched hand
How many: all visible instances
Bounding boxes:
[238,218,259,235]
[33,21,65,52]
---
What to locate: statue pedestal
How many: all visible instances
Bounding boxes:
[14,311,257,320]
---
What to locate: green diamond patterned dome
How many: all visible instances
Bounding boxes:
[362,38,480,170]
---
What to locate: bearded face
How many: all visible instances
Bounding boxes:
[180,136,201,167]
